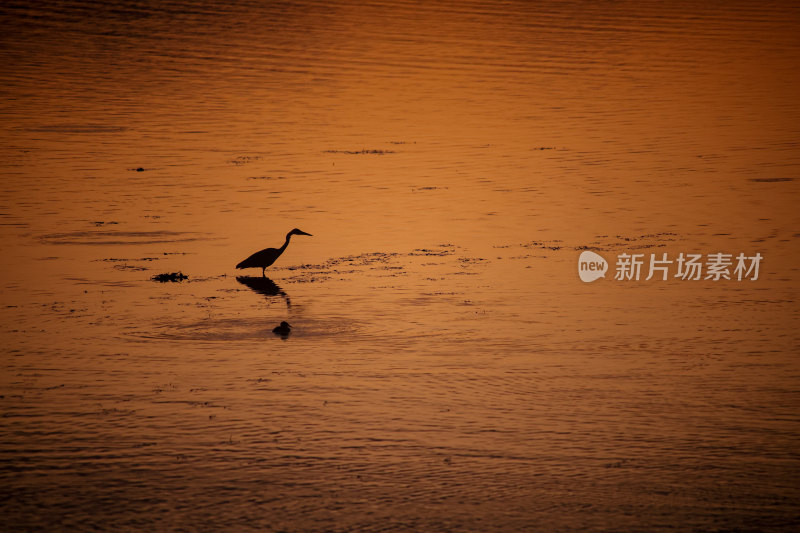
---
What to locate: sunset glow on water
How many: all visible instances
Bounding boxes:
[1,1,799,530]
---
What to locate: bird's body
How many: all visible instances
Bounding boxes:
[272,321,291,337]
[236,228,312,276]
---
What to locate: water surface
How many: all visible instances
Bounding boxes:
[1,1,799,530]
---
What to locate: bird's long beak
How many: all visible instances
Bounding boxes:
[297,230,312,236]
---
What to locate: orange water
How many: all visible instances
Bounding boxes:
[1,1,799,530]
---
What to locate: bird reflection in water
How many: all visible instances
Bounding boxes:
[236,275,291,310]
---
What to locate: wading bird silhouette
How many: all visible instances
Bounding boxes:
[236,228,312,276]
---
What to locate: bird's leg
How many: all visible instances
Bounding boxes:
[262,267,266,277]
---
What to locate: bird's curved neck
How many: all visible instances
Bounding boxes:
[279,232,293,253]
